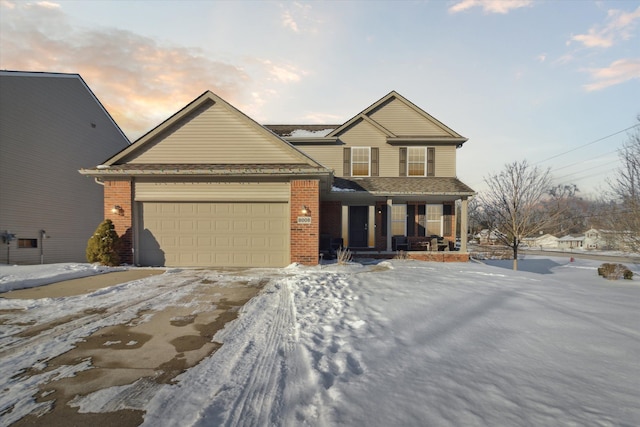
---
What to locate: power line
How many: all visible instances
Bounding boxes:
[534,123,639,165]
[465,123,639,191]
[550,149,619,172]
[552,159,619,182]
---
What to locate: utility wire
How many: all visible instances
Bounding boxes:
[534,123,639,165]
[465,124,638,191]
[552,159,620,182]
[550,149,619,172]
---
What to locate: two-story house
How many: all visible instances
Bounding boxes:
[81,90,474,267]
[269,91,475,257]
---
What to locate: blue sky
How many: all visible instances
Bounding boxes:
[1,0,639,196]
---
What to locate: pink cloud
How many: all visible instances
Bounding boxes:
[570,6,640,48]
[583,58,640,91]
[449,0,533,14]
[0,2,307,139]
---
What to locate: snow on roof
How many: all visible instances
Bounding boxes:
[288,128,335,138]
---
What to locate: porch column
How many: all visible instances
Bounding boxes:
[386,197,392,251]
[341,205,349,248]
[460,197,469,253]
[368,206,376,247]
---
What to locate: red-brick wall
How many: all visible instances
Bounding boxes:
[375,201,387,250]
[103,178,133,265]
[320,201,342,238]
[290,179,319,265]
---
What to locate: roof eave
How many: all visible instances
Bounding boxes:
[80,168,333,178]
[285,137,340,144]
[386,137,468,145]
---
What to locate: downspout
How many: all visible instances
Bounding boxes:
[39,230,46,264]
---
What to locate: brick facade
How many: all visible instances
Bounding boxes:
[290,179,320,265]
[320,201,342,238]
[103,178,133,264]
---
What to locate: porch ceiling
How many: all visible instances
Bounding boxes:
[332,177,475,196]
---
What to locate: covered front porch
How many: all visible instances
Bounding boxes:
[319,177,474,261]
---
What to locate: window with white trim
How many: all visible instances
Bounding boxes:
[351,147,371,177]
[402,147,435,177]
[407,147,426,176]
[424,204,443,236]
[391,204,406,236]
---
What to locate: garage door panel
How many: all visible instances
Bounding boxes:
[139,202,289,267]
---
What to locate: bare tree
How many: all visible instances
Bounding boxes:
[479,160,566,270]
[607,119,640,251]
[544,184,586,235]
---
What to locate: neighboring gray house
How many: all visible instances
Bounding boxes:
[0,71,130,264]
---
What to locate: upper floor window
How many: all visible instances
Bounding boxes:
[401,147,435,177]
[343,147,379,177]
[352,147,370,176]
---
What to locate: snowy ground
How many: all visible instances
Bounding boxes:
[1,257,639,426]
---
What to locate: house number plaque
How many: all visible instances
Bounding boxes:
[297,216,312,224]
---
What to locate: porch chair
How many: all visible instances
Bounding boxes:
[392,235,409,251]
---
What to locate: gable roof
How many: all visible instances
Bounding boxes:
[99,91,327,170]
[328,91,468,145]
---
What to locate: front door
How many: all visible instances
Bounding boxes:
[349,206,368,248]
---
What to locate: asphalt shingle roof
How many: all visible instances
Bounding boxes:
[333,177,475,195]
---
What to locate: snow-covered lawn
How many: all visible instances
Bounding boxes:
[1,257,639,426]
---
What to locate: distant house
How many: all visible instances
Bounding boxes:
[80,90,475,267]
[584,228,634,251]
[475,229,503,245]
[557,234,584,250]
[0,71,130,264]
[522,233,558,249]
[584,228,604,250]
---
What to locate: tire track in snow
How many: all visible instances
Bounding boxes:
[222,276,298,427]
[143,276,299,427]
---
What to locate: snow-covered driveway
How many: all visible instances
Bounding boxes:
[2,258,640,426]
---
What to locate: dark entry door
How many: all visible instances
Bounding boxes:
[349,206,368,247]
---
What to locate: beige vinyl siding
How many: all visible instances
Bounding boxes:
[296,145,343,172]
[0,73,129,264]
[369,97,451,137]
[337,120,399,177]
[126,102,305,165]
[137,202,289,267]
[435,145,456,177]
[135,181,290,202]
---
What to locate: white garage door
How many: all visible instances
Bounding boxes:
[138,202,289,267]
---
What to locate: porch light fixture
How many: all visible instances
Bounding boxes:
[301,205,310,215]
[112,205,123,215]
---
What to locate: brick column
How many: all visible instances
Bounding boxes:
[103,178,133,265]
[290,179,319,265]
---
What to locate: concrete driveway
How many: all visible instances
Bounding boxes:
[1,269,270,426]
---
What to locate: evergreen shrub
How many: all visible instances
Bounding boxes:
[86,219,121,266]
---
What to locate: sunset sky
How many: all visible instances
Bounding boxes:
[1,0,639,196]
